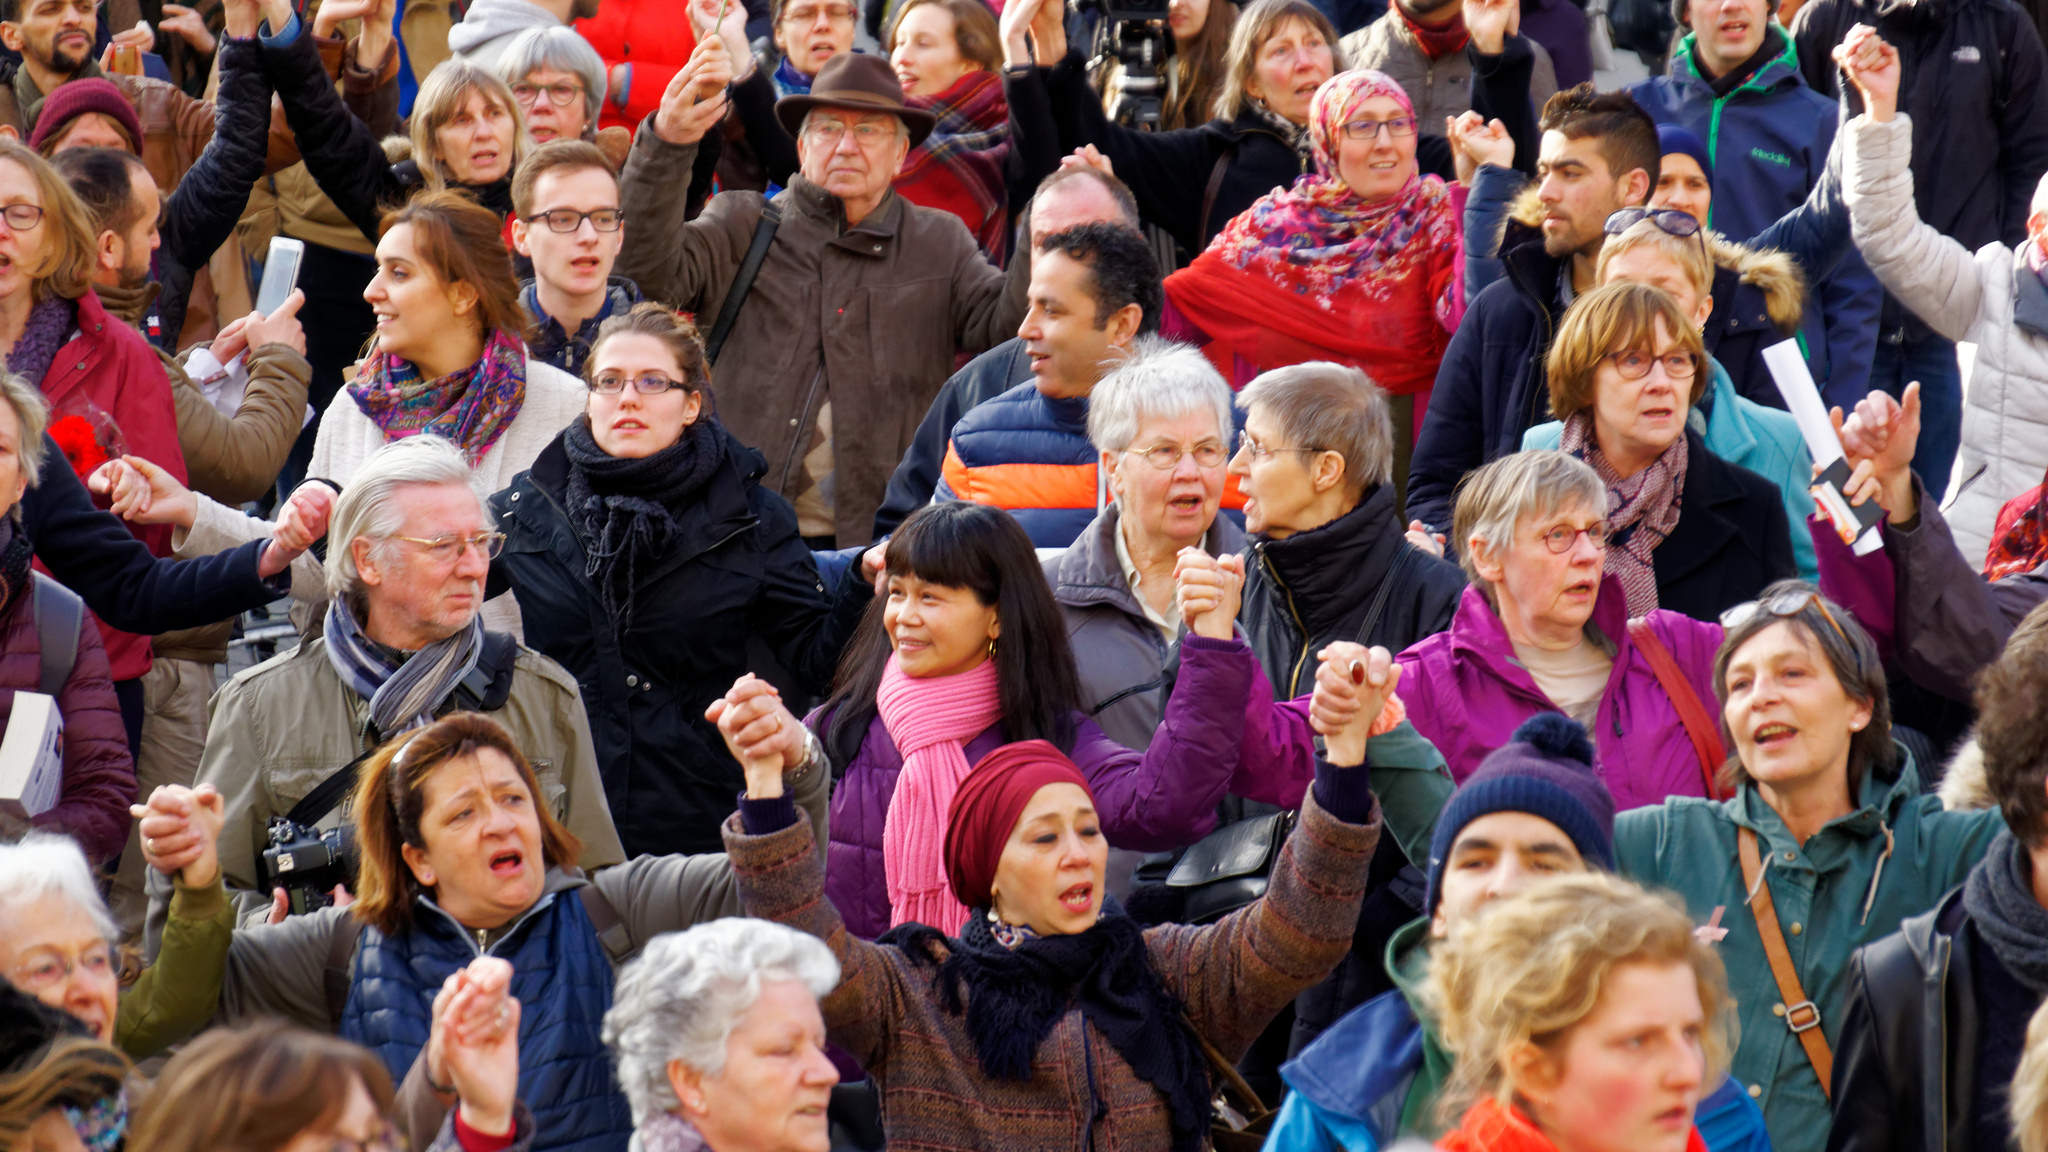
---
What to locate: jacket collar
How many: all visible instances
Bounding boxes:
[1501,236,1569,316]
[1445,572,1629,666]
[1051,503,1243,612]
[93,279,159,328]
[1699,358,1758,459]
[1727,743,1925,864]
[1250,483,1409,634]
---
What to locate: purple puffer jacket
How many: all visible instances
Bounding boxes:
[1381,578,1723,811]
[820,633,1255,940]
[0,577,136,863]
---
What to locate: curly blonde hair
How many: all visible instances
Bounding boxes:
[1424,872,1733,1128]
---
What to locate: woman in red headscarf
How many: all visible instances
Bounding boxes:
[1165,68,1467,478]
[710,649,1403,1152]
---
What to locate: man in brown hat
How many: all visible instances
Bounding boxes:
[613,35,1027,550]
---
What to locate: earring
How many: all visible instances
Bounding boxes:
[986,635,997,659]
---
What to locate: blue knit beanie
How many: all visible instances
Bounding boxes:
[1656,124,1714,185]
[1423,713,1618,913]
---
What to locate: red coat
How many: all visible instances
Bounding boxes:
[577,2,696,134]
[0,575,137,864]
[36,289,189,684]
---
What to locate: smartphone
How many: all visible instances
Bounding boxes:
[110,43,142,75]
[255,236,306,316]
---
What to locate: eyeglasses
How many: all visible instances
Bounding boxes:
[1719,586,1852,648]
[319,1121,402,1152]
[9,942,116,993]
[1339,116,1417,141]
[525,208,624,233]
[0,203,45,231]
[781,2,856,23]
[1538,520,1612,553]
[803,119,899,147]
[511,80,584,107]
[390,531,507,562]
[589,372,694,395]
[1605,349,1698,381]
[1126,440,1229,470]
[1234,429,1319,462]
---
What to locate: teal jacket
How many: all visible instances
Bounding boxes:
[1614,749,2001,1152]
[1522,358,1817,580]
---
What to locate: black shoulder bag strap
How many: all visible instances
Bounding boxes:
[30,573,80,698]
[705,201,783,365]
[1198,144,1235,247]
[1353,545,1416,650]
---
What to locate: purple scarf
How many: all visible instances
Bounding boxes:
[346,327,529,465]
[7,294,74,384]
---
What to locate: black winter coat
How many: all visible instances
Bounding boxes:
[1826,889,1975,1152]
[1406,228,1562,533]
[1793,0,2048,339]
[488,424,871,857]
[1650,427,1798,621]
[1241,483,1466,699]
[152,34,272,348]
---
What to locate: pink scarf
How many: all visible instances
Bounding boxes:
[877,654,1004,932]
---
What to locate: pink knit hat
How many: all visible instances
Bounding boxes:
[29,79,142,154]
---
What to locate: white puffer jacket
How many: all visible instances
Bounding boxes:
[1844,112,2048,570]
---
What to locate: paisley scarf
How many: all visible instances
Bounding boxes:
[347,327,529,465]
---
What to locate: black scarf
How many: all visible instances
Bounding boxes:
[1964,831,2048,995]
[0,518,31,618]
[562,417,725,631]
[880,908,1210,1152]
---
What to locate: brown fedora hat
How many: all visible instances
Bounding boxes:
[774,53,937,147]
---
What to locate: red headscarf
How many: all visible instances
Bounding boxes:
[942,740,1094,910]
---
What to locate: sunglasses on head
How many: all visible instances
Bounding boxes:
[1719,586,1853,652]
[1603,207,1702,239]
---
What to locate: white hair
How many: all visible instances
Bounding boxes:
[602,919,840,1128]
[322,435,490,601]
[0,833,117,941]
[1085,335,1233,456]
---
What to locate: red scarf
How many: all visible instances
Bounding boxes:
[1440,1098,1710,1152]
[1399,2,1472,58]
[1163,69,1465,394]
[1986,470,2048,580]
[895,70,1012,263]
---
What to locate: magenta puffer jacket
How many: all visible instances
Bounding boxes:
[1386,579,1726,811]
[819,633,1255,940]
[0,576,137,863]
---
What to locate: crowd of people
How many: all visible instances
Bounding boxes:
[5,0,2048,1149]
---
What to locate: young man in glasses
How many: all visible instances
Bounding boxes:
[510,139,639,375]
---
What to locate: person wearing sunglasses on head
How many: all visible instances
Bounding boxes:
[1520,210,1820,583]
[487,304,873,858]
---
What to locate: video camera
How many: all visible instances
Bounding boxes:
[258,816,356,917]
[1073,0,1176,129]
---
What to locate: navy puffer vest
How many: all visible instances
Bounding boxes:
[341,892,631,1152]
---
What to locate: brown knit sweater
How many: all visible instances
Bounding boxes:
[722,788,1382,1151]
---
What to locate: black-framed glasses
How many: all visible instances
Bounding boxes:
[1234,429,1319,462]
[0,203,45,231]
[589,372,694,395]
[390,531,507,562]
[1127,440,1229,470]
[1604,349,1699,381]
[526,208,624,233]
[1339,116,1417,141]
[1538,520,1612,553]
[1719,586,1851,647]
[511,80,583,107]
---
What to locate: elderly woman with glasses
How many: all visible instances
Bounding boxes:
[1535,279,1794,623]
[488,303,872,858]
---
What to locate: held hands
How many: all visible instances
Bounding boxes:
[1462,0,1518,54]
[1445,110,1514,185]
[706,674,803,797]
[1404,519,1447,558]
[89,454,196,529]
[1832,24,1900,121]
[428,958,521,1138]
[1173,548,1244,641]
[131,784,225,889]
[1308,642,1400,768]
[259,480,337,579]
[653,36,734,147]
[1828,382,1921,525]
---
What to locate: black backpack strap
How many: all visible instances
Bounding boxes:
[577,883,634,964]
[452,631,521,714]
[705,201,783,365]
[323,914,365,1026]
[30,573,80,698]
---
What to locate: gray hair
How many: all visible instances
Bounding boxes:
[0,833,117,941]
[495,26,606,134]
[322,436,489,602]
[1086,336,1232,455]
[602,919,840,1128]
[1451,450,1608,592]
[0,369,48,500]
[1235,361,1392,496]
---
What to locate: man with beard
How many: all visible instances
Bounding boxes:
[1405,84,1658,535]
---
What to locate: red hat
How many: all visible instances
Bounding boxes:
[29,79,142,155]
[942,740,1094,911]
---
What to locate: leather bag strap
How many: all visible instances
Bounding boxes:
[1627,618,1729,800]
[1738,827,1833,1099]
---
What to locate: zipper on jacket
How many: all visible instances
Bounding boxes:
[1255,543,1314,696]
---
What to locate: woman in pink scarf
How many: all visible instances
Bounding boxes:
[707,501,1262,939]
